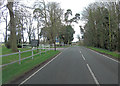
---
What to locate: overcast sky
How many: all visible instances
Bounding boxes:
[46,0,96,42]
[0,0,96,42]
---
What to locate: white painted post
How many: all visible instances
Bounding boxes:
[22,44,23,48]
[43,44,45,50]
[32,48,33,59]
[45,45,46,53]
[49,45,50,51]
[19,50,21,64]
[43,44,45,52]
[39,48,41,55]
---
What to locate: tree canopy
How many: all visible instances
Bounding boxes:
[82,2,119,51]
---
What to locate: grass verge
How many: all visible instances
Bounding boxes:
[1,46,32,55]
[87,46,119,58]
[2,50,60,84]
[1,46,46,64]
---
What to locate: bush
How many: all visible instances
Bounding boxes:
[5,41,11,49]
[17,44,22,48]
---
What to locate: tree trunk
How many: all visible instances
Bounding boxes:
[54,42,56,51]
[7,2,18,52]
[29,35,31,44]
[109,11,112,51]
[118,1,120,52]
[22,18,24,43]
[37,21,40,44]
[5,15,7,43]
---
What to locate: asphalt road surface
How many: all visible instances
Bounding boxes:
[20,46,119,85]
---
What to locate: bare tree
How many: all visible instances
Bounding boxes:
[7,2,18,51]
[77,34,80,41]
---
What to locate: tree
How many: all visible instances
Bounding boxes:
[27,16,34,44]
[82,2,118,51]
[79,25,84,34]
[64,9,72,25]
[77,34,80,41]
[1,9,8,43]
[33,8,43,43]
[64,9,80,25]
[46,2,63,50]
[118,1,120,52]
[39,2,63,50]
[59,25,75,44]
[33,0,48,45]
[7,2,18,51]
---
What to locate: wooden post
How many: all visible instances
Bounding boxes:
[32,48,33,59]
[39,48,41,55]
[49,45,50,50]
[45,45,46,53]
[19,50,21,64]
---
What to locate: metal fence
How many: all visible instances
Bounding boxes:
[0,45,51,68]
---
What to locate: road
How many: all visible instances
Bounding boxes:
[20,46,119,85]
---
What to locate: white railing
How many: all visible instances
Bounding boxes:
[0,45,51,68]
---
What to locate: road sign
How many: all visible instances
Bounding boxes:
[31,40,39,47]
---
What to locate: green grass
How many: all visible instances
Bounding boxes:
[2,50,59,84]
[1,46,46,64]
[0,46,32,55]
[87,46,119,58]
[2,49,45,64]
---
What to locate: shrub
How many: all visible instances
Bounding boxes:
[17,44,22,48]
[5,41,11,49]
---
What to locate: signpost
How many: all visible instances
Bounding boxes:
[31,40,39,47]
[31,40,39,53]
[55,37,59,45]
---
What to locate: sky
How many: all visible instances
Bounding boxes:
[45,0,96,42]
[0,0,96,42]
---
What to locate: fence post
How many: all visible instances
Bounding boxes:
[49,45,50,51]
[39,48,41,55]
[19,50,21,64]
[22,44,23,48]
[32,48,33,59]
[45,45,46,53]
[43,44,44,50]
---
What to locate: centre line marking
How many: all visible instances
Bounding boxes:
[80,51,81,53]
[87,64,100,86]
[82,54,86,60]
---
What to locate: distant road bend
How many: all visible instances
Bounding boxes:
[19,46,119,85]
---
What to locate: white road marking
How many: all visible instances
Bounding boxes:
[82,54,86,60]
[80,51,81,53]
[89,49,119,63]
[79,51,86,60]
[87,64,100,86]
[19,52,62,85]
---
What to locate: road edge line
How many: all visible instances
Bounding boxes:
[19,52,62,85]
[88,49,119,63]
